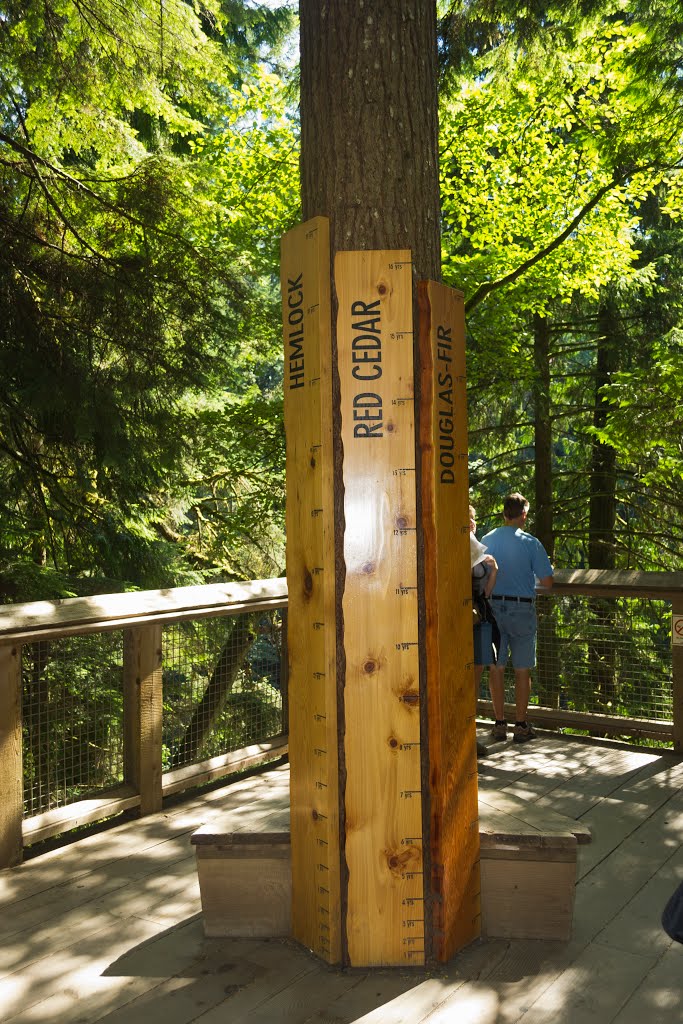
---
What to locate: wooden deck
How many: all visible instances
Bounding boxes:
[2,732,682,1024]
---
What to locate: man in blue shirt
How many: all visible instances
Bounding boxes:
[481,493,553,743]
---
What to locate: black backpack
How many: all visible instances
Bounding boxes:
[662,881,683,943]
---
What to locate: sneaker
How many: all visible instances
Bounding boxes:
[476,741,488,758]
[491,720,507,741]
[513,721,536,744]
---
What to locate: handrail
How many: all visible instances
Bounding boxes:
[0,577,289,642]
[539,569,683,601]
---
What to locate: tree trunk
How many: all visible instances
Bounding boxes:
[589,300,618,571]
[533,313,554,561]
[588,298,620,712]
[300,0,440,279]
[298,0,444,966]
[170,616,255,767]
[532,313,560,709]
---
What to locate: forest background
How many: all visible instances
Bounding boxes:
[2,0,682,605]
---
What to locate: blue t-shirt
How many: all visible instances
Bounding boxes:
[480,527,553,598]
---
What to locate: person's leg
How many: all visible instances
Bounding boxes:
[487,608,508,739]
[514,667,531,721]
[502,607,538,743]
[488,665,506,721]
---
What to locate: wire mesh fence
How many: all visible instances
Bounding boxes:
[22,632,125,817]
[20,609,286,819]
[478,594,674,724]
[162,609,284,772]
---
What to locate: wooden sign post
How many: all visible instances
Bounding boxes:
[282,219,479,967]
[281,217,341,964]
[419,281,481,960]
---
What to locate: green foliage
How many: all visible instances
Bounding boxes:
[440,7,683,571]
[0,0,298,598]
[596,333,683,488]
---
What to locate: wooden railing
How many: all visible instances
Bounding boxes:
[1,569,681,869]
[478,569,683,749]
[0,579,289,869]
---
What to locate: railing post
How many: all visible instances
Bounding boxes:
[0,642,23,868]
[124,625,163,815]
[672,597,683,754]
[280,608,289,734]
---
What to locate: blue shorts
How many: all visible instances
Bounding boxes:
[489,600,537,669]
[473,621,494,666]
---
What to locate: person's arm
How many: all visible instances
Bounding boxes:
[483,555,498,597]
[532,539,553,591]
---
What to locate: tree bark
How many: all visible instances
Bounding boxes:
[588,297,620,711]
[532,313,560,709]
[589,300,619,571]
[533,312,554,561]
[300,0,440,280]
[170,616,255,768]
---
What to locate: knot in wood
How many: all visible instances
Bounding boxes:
[304,570,313,595]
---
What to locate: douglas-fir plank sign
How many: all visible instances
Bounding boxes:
[418,280,481,960]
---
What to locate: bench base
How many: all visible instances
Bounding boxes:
[479,837,577,941]
[193,807,585,943]
[192,831,291,938]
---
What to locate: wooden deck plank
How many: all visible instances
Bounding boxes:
[0,741,681,1024]
[3,915,164,1023]
[610,945,683,1024]
[298,972,430,1024]
[595,846,683,958]
[516,942,661,1024]
[236,961,366,1024]
[0,840,196,944]
[478,789,591,843]
[575,786,681,879]
[6,922,241,1024]
[184,942,320,1024]
[0,764,290,908]
[65,949,267,1024]
[571,791,683,947]
[345,977,470,1024]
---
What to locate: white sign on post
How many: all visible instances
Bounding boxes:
[673,614,683,646]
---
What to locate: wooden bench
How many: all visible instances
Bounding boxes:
[191,829,291,938]
[192,795,591,943]
[478,789,592,941]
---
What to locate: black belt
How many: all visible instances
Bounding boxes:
[491,595,533,603]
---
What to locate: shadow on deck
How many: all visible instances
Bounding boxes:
[1,733,682,1024]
